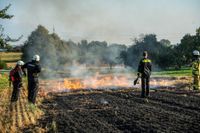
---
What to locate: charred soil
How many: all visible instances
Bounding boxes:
[23,89,200,133]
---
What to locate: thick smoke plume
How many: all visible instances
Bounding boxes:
[22,25,128,79]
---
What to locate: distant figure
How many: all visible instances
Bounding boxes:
[9,60,25,102]
[137,51,152,98]
[22,55,41,104]
[192,50,200,90]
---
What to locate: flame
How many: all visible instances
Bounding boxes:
[64,79,84,90]
[63,74,131,90]
[39,74,190,96]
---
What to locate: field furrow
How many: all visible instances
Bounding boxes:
[0,85,44,133]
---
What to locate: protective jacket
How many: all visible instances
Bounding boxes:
[22,60,41,104]
[9,67,24,102]
[22,60,41,81]
[138,58,152,77]
[192,58,200,90]
[9,67,23,82]
[192,58,200,76]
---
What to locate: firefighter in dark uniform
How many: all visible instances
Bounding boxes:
[22,55,41,104]
[9,60,25,102]
[137,51,152,98]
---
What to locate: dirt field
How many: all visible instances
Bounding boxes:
[21,88,200,133]
[1,76,200,133]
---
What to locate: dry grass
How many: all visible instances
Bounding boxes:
[6,62,16,69]
[0,52,22,68]
[0,52,22,56]
[1,57,21,61]
[0,85,44,133]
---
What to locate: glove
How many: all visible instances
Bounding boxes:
[137,72,141,77]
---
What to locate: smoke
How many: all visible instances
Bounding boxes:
[2,0,200,45]
[11,0,134,44]
[19,0,165,85]
[21,25,132,81]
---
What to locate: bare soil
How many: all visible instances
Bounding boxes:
[23,88,200,133]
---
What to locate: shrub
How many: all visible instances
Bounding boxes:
[0,60,7,69]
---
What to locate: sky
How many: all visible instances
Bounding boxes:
[0,0,200,45]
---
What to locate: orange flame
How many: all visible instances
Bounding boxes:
[39,74,190,96]
[64,79,84,90]
[63,74,131,90]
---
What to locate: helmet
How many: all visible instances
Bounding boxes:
[17,60,24,66]
[32,55,40,61]
[143,51,148,56]
[193,50,200,56]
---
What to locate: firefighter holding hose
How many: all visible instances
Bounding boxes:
[192,50,200,90]
[137,51,152,98]
[9,60,25,102]
[22,55,41,104]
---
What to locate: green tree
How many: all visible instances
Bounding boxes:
[160,39,171,47]
[0,4,13,19]
[22,25,58,69]
[0,4,13,48]
[0,4,22,48]
[121,34,176,69]
[173,27,200,68]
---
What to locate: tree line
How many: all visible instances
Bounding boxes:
[22,25,200,70]
[120,28,200,69]
[22,25,127,70]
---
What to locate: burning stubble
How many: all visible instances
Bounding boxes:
[39,74,191,95]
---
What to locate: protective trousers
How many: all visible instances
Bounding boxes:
[193,75,200,90]
[28,79,39,104]
[141,76,150,98]
[11,81,22,102]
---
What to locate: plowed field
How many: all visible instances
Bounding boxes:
[23,88,200,133]
[1,78,200,133]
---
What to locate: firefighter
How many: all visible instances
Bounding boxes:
[22,55,41,104]
[9,60,25,102]
[137,51,152,98]
[192,50,200,90]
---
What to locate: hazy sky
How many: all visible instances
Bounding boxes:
[0,0,200,45]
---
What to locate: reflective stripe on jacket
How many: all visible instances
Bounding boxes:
[138,58,152,77]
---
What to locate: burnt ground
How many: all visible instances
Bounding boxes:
[22,88,200,133]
